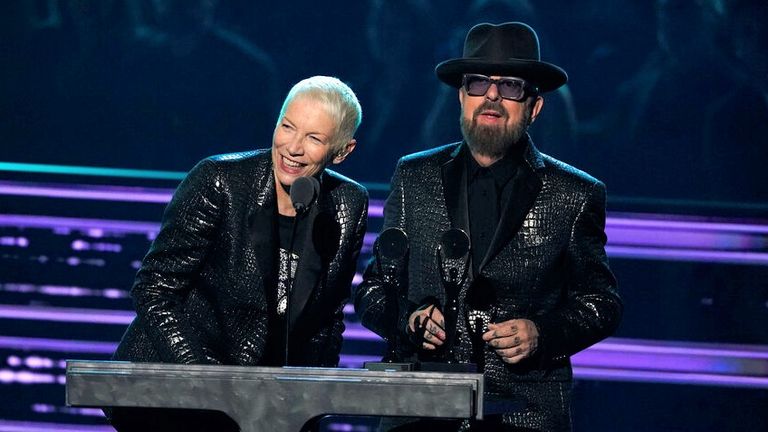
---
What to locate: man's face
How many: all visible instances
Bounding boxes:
[459,75,543,159]
[271,96,339,187]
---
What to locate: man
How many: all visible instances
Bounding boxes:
[355,22,622,431]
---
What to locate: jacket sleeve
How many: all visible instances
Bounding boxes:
[131,158,224,364]
[533,181,623,361]
[355,161,417,343]
[300,186,368,366]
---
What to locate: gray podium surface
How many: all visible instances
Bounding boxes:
[66,360,486,432]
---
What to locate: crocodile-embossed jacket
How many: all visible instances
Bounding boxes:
[114,149,368,367]
[355,139,621,430]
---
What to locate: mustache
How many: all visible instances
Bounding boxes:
[472,100,508,119]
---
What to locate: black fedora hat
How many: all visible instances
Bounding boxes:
[435,22,567,93]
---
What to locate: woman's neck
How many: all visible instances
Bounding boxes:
[275,176,297,217]
[273,174,296,216]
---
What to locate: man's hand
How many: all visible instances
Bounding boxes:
[482,319,539,364]
[408,305,446,350]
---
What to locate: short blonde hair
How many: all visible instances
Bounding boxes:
[277,76,362,154]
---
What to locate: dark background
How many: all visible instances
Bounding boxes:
[1,0,767,431]
[3,0,766,204]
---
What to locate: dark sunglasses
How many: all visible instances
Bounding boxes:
[462,74,538,101]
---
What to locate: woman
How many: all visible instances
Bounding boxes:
[109,76,367,431]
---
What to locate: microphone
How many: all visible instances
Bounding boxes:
[375,228,409,363]
[376,227,409,284]
[284,176,319,365]
[437,228,471,363]
[290,176,320,215]
[466,274,495,372]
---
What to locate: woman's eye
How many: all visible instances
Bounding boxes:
[310,136,324,143]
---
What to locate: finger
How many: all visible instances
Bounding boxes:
[425,321,446,341]
[423,330,444,346]
[418,314,443,343]
[425,313,446,331]
[498,347,529,364]
[496,346,525,358]
[501,351,527,364]
[485,323,519,339]
[422,341,438,350]
[482,327,518,342]
[430,307,446,329]
[490,335,523,349]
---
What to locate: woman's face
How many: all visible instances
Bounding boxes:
[271,97,338,187]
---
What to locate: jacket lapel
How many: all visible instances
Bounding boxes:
[247,153,278,291]
[441,143,470,234]
[287,178,328,334]
[478,139,544,272]
[441,143,474,282]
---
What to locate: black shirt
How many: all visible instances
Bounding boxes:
[466,144,524,273]
[263,214,299,366]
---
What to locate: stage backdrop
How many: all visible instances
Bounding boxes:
[1,1,767,431]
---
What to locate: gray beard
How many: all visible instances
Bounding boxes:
[460,102,530,159]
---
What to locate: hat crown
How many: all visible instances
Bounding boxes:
[434,21,567,92]
[463,22,541,63]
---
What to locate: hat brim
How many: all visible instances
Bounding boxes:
[435,58,568,93]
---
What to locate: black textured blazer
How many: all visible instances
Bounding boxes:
[115,149,368,367]
[356,139,621,429]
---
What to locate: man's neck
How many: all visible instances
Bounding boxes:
[469,150,501,167]
[467,135,528,168]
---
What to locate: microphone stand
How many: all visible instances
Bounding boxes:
[283,176,319,366]
[283,212,302,366]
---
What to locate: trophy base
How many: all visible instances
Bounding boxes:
[415,362,477,373]
[364,361,415,371]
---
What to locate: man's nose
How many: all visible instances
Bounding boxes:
[485,83,501,101]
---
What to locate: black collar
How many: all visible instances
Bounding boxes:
[465,140,525,189]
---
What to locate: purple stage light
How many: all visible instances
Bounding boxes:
[606,245,768,265]
[5,211,766,265]
[0,214,160,235]
[0,369,58,384]
[0,420,114,431]
[70,240,88,251]
[1,283,129,299]
[0,305,135,325]
[573,367,768,389]
[609,213,768,233]
[31,404,55,413]
[24,356,55,369]
[1,236,30,247]
[2,334,767,388]
[0,336,118,354]
[4,180,768,263]
[0,181,174,203]
[342,323,381,342]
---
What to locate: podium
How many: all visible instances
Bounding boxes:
[66,360,487,432]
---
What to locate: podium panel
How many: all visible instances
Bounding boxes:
[66,360,486,431]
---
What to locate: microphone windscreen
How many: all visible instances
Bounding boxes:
[378,227,409,260]
[439,228,470,259]
[290,176,320,213]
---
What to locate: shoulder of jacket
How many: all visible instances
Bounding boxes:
[324,169,368,198]
[205,149,268,165]
[539,152,604,190]
[398,142,460,168]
